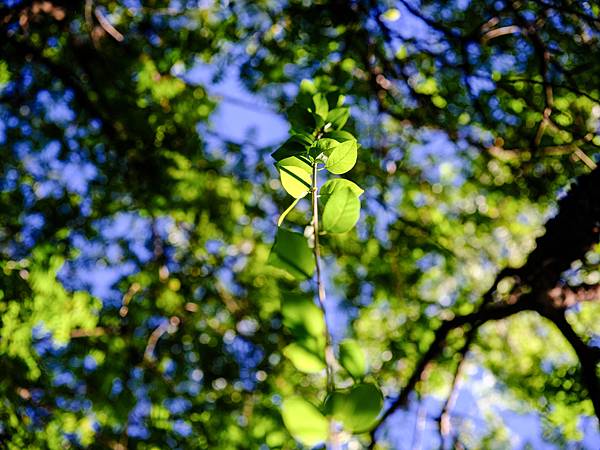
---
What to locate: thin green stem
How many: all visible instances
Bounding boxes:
[311,161,340,449]
[311,161,335,391]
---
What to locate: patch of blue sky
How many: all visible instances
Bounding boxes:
[174,378,201,396]
[225,335,264,390]
[20,212,45,248]
[0,116,5,144]
[24,405,51,429]
[186,63,288,150]
[363,187,399,246]
[466,75,496,96]
[172,419,192,437]
[216,266,246,297]
[16,139,97,199]
[36,90,75,125]
[383,2,444,44]
[110,378,124,397]
[490,51,517,73]
[409,130,467,186]
[380,361,598,449]
[164,397,192,415]
[32,324,64,357]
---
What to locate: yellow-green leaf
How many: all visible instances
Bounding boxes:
[277,156,312,198]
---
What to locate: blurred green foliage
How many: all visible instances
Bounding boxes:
[1,0,600,449]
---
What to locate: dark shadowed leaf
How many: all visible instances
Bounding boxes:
[324,383,383,433]
[267,228,315,279]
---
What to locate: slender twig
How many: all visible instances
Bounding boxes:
[438,327,475,448]
[94,6,124,42]
[410,397,427,450]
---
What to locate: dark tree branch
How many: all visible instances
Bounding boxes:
[370,165,600,447]
[534,305,600,422]
[368,299,530,447]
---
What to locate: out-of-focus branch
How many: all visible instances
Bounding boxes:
[548,284,600,309]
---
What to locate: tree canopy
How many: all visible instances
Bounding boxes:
[1,0,600,448]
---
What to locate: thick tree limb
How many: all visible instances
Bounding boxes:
[534,305,600,421]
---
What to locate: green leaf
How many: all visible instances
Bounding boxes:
[321,186,360,234]
[281,397,329,446]
[339,339,367,379]
[283,343,326,373]
[267,229,315,280]
[326,107,350,130]
[277,197,301,226]
[276,156,312,199]
[310,138,339,159]
[326,130,355,142]
[324,383,383,433]
[325,139,357,174]
[299,79,317,95]
[320,179,364,205]
[271,133,314,161]
[312,93,329,120]
[281,292,325,339]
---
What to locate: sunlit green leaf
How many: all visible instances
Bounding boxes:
[281,292,325,339]
[326,107,350,130]
[381,8,401,21]
[325,139,357,174]
[271,133,314,161]
[312,93,329,120]
[276,156,312,198]
[320,179,364,205]
[281,397,328,446]
[310,138,339,159]
[321,186,360,233]
[326,130,355,141]
[278,197,301,226]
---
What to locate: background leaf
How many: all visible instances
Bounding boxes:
[339,339,367,379]
[281,397,329,446]
[324,383,383,433]
[283,343,326,373]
